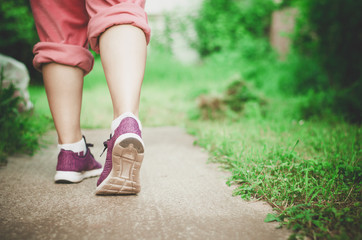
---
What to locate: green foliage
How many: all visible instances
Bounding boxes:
[0,1,36,46]
[193,0,275,56]
[279,53,329,95]
[192,0,362,122]
[294,0,362,89]
[0,0,42,84]
[290,0,362,122]
[0,66,49,164]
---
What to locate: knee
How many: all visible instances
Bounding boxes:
[87,1,151,53]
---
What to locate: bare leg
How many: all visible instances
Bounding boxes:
[42,63,84,144]
[99,25,147,119]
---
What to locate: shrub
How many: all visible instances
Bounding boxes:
[0,67,49,164]
[290,0,362,122]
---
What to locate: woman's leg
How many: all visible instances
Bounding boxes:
[86,0,151,194]
[31,0,103,183]
[42,64,84,144]
[86,0,151,118]
[30,0,94,144]
[99,25,147,118]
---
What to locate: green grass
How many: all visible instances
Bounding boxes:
[188,117,361,239]
[28,47,361,239]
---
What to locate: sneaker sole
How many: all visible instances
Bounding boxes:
[95,133,144,195]
[54,168,103,183]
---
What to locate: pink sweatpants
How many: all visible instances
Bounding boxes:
[30,0,151,75]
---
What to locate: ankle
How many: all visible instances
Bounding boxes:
[57,131,83,145]
[113,109,139,120]
[58,137,87,154]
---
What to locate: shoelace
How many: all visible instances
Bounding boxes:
[81,135,94,157]
[100,134,112,157]
[83,135,94,149]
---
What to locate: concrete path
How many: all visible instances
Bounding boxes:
[0,127,290,240]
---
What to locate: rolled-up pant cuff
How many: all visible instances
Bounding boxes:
[88,2,151,53]
[33,42,95,74]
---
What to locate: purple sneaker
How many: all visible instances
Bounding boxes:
[54,136,102,183]
[95,113,145,195]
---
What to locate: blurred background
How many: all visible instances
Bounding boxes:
[1,0,361,125]
[0,1,361,238]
